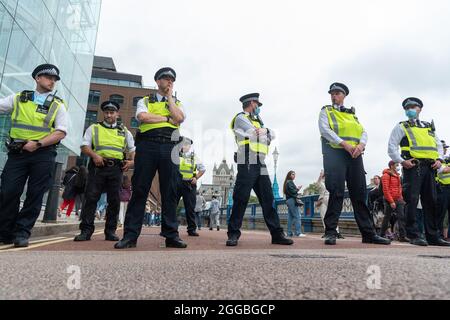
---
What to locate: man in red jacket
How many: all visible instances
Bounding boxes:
[381,161,408,242]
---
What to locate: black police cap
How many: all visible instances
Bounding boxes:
[240,93,263,106]
[101,101,120,111]
[402,97,423,109]
[154,67,176,81]
[32,64,61,81]
[328,82,349,96]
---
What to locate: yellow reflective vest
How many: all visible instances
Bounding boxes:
[401,121,439,160]
[324,106,364,149]
[92,123,127,160]
[437,163,450,185]
[230,113,269,155]
[10,91,65,141]
[139,95,182,133]
[179,153,197,180]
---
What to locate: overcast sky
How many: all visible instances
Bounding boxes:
[95,0,450,189]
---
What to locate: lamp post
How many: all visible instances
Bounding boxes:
[272,147,282,201]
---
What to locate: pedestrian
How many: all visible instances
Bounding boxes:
[317,170,343,238]
[116,67,187,249]
[143,201,151,227]
[209,196,221,231]
[59,166,80,218]
[381,161,408,242]
[319,83,390,246]
[96,193,107,220]
[194,192,206,230]
[388,97,450,246]
[174,137,206,237]
[74,100,136,242]
[74,165,88,219]
[227,93,293,247]
[368,175,385,236]
[283,171,306,238]
[119,176,132,227]
[0,64,68,248]
[436,140,450,240]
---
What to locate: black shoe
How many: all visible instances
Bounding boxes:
[337,233,346,239]
[428,238,450,247]
[114,239,137,249]
[324,235,337,245]
[272,234,294,245]
[226,239,238,247]
[217,227,220,231]
[188,232,200,237]
[74,233,91,242]
[13,238,29,248]
[209,228,213,231]
[0,238,13,245]
[105,233,120,241]
[166,238,187,248]
[410,238,428,247]
[398,237,410,243]
[362,235,392,245]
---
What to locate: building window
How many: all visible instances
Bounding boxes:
[131,118,139,128]
[85,111,98,129]
[133,97,143,107]
[109,94,124,106]
[88,90,101,106]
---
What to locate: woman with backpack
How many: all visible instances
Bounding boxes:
[283,171,306,238]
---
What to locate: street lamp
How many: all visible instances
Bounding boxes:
[272,147,282,201]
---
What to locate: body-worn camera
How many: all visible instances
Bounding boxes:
[5,138,27,154]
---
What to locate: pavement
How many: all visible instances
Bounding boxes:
[0,226,449,300]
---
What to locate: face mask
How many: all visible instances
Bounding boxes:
[254,107,261,116]
[405,109,417,119]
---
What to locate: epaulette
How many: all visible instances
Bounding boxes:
[19,90,34,102]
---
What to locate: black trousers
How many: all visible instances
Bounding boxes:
[381,199,407,238]
[228,164,284,239]
[79,163,122,236]
[403,163,440,242]
[175,177,197,233]
[124,141,179,241]
[0,148,56,240]
[437,185,450,238]
[322,143,376,238]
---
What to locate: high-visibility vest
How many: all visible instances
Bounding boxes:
[139,95,182,133]
[10,91,65,141]
[91,123,127,160]
[179,153,197,180]
[230,113,269,155]
[324,106,364,149]
[437,163,450,185]
[401,121,439,160]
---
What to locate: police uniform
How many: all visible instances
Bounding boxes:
[388,98,450,246]
[319,83,390,245]
[75,101,135,242]
[436,153,450,239]
[175,138,206,236]
[0,64,68,247]
[227,93,293,247]
[115,67,187,249]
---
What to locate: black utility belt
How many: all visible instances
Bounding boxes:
[102,158,124,167]
[407,158,436,165]
[140,136,178,144]
[439,184,450,189]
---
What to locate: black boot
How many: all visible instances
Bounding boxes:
[74,233,92,242]
[272,234,294,245]
[226,234,239,247]
[166,238,188,248]
[362,235,391,245]
[13,238,29,248]
[114,239,137,249]
[324,234,337,245]
[105,233,120,241]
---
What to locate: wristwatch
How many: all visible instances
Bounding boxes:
[36,141,43,148]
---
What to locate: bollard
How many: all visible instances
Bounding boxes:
[43,161,64,223]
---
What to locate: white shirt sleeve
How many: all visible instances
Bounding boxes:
[135,98,147,119]
[360,130,368,146]
[318,108,344,145]
[435,134,444,160]
[0,94,15,114]
[195,154,206,173]
[54,102,69,134]
[81,125,93,148]
[125,129,136,153]
[388,123,406,164]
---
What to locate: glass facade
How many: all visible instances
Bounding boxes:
[0,0,102,169]
[91,77,142,88]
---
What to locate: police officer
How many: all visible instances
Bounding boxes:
[74,101,135,242]
[175,137,206,237]
[388,98,450,246]
[319,83,391,246]
[437,141,450,240]
[227,93,293,247]
[115,67,187,249]
[0,64,68,248]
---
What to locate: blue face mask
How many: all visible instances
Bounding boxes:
[405,109,417,119]
[254,107,261,116]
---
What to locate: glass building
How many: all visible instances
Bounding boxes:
[0,0,102,170]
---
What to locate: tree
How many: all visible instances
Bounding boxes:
[304,183,320,196]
